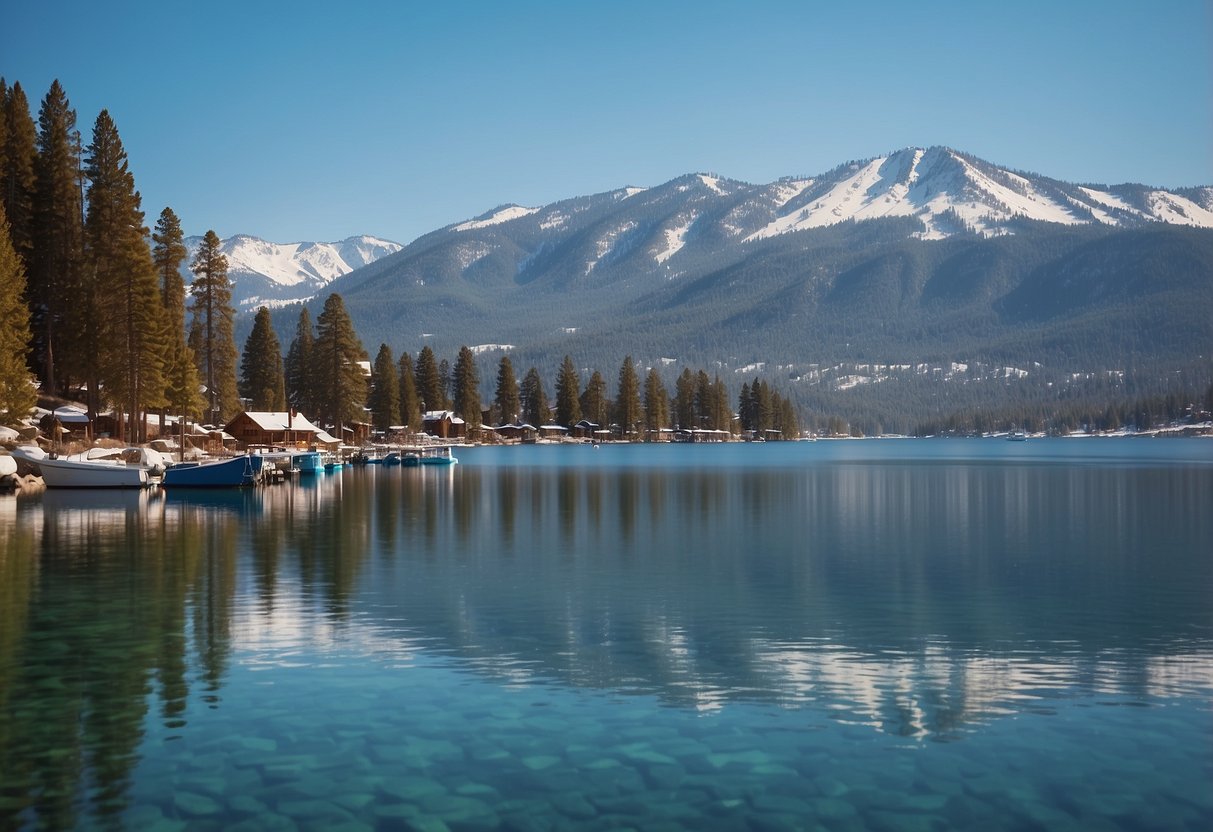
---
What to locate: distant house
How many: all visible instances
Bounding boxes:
[494,420,537,443]
[422,410,466,440]
[571,419,599,439]
[539,424,568,440]
[224,410,339,449]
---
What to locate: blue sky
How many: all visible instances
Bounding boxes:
[5,0,1211,244]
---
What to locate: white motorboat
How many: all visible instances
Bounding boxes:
[31,453,150,488]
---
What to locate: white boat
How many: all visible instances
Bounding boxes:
[32,454,150,488]
[1007,430,1028,442]
[66,446,169,476]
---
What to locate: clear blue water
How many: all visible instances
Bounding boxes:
[1,438,1210,831]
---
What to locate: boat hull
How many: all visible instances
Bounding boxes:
[36,456,149,488]
[292,451,322,474]
[162,455,263,488]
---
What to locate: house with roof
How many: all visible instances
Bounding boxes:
[422,410,466,440]
[223,410,340,449]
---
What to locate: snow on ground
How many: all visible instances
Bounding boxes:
[454,242,493,271]
[1076,187,1145,223]
[734,362,766,374]
[772,179,814,207]
[452,205,539,232]
[470,344,513,354]
[655,213,698,264]
[1146,191,1213,227]
[698,174,726,195]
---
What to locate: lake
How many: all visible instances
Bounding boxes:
[1,439,1210,831]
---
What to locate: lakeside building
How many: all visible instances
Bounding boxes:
[224,410,340,449]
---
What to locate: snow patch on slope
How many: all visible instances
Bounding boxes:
[186,234,403,310]
[453,205,539,232]
[655,213,699,264]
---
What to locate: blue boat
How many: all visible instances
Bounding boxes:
[162,455,264,488]
[292,451,323,474]
[420,447,457,466]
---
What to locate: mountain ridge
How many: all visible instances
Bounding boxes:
[184,233,402,312]
[236,147,1211,432]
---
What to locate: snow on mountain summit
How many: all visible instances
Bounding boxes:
[746,147,1213,241]
[183,234,402,311]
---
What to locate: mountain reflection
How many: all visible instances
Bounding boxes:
[0,451,1210,828]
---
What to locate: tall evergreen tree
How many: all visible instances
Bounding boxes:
[643,367,669,436]
[710,374,732,433]
[579,369,608,428]
[85,110,166,440]
[239,307,286,411]
[674,368,696,430]
[520,367,549,427]
[614,356,642,439]
[284,307,315,416]
[414,345,444,412]
[31,80,84,397]
[152,207,192,432]
[493,355,520,424]
[2,81,37,270]
[312,293,367,436]
[398,352,421,430]
[368,343,400,431]
[188,229,239,423]
[452,345,481,428]
[439,358,453,408]
[554,355,581,427]
[152,207,187,317]
[0,203,36,420]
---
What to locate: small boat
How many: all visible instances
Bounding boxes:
[162,454,264,488]
[32,454,150,488]
[401,452,421,467]
[1007,430,1028,442]
[292,450,323,474]
[382,451,401,466]
[420,446,457,466]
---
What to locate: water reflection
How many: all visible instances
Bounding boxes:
[0,446,1210,829]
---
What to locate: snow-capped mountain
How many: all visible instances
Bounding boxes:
[183,234,402,312]
[744,147,1213,241]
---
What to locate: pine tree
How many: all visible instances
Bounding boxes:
[520,367,549,426]
[554,355,581,427]
[452,345,481,429]
[188,229,239,424]
[439,358,453,408]
[312,293,367,437]
[239,307,286,411]
[31,80,84,397]
[710,375,732,433]
[284,307,315,416]
[614,356,642,439]
[643,367,669,436]
[579,370,608,428]
[85,110,166,441]
[152,207,192,434]
[414,345,444,413]
[674,368,696,430]
[0,203,36,420]
[368,343,400,431]
[398,352,421,430]
[2,81,37,271]
[493,355,520,424]
[152,207,187,318]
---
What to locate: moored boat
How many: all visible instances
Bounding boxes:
[161,454,263,488]
[419,446,457,466]
[31,454,150,488]
[292,450,323,474]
